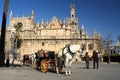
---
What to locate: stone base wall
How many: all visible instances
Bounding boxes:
[16,39,99,60]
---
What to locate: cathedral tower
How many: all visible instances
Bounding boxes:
[66,4,78,32]
[70,4,75,19]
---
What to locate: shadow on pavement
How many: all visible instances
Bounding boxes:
[9,63,23,67]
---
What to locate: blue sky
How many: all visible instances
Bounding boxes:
[0,0,120,43]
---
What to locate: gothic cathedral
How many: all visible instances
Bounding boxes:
[4,4,101,60]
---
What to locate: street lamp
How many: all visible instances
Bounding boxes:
[10,30,16,64]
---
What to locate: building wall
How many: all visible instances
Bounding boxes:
[16,38,100,60]
[4,4,101,60]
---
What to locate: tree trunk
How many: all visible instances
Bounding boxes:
[107,54,111,63]
[0,0,9,66]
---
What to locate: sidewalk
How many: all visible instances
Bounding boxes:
[0,61,120,80]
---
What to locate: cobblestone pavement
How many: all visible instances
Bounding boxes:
[0,61,120,80]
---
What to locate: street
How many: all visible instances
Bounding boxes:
[0,61,120,80]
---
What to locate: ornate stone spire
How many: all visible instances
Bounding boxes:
[10,10,12,19]
[70,3,75,19]
[80,24,85,35]
[42,18,44,25]
[31,10,34,20]
[32,10,34,16]
[81,24,84,30]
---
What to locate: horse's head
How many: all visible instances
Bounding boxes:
[78,45,84,55]
[78,48,82,54]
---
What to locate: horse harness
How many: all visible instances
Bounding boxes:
[62,45,74,58]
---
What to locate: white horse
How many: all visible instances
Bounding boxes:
[57,44,83,76]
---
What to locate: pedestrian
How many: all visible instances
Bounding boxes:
[84,52,90,69]
[92,50,99,69]
[6,57,10,67]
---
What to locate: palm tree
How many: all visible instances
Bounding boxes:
[0,0,9,66]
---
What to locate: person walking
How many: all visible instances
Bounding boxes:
[84,52,90,69]
[92,50,99,69]
[6,57,10,67]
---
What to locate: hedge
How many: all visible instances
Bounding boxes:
[102,54,120,62]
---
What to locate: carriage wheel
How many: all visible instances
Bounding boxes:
[41,59,48,73]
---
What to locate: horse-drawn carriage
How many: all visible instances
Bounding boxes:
[35,49,57,73]
[23,49,57,72]
[23,44,83,76]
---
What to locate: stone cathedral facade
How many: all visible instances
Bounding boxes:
[4,4,100,60]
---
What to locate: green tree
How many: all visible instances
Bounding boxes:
[11,22,23,63]
[102,33,113,63]
[14,22,23,49]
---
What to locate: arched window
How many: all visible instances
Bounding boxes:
[72,15,74,18]
[88,44,93,50]
[81,44,86,50]
[42,42,45,46]
[72,21,74,25]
